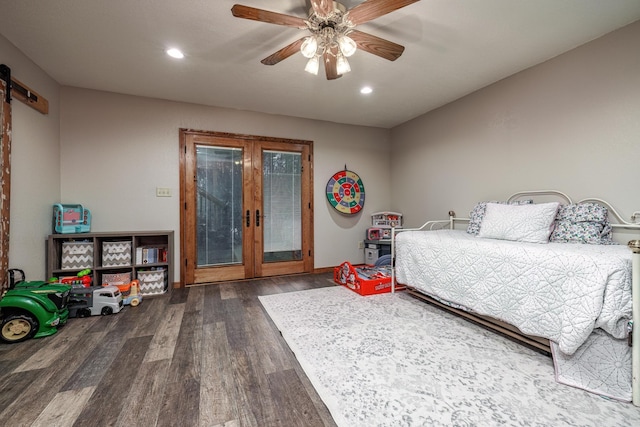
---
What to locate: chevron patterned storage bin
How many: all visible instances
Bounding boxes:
[137,269,166,295]
[61,241,94,270]
[102,241,132,267]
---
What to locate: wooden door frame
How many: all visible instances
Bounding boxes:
[179,129,314,287]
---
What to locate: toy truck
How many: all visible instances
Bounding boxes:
[67,285,123,317]
[1,269,71,343]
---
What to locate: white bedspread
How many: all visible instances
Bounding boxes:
[395,229,632,356]
[396,229,636,400]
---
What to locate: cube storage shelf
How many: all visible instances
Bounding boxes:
[47,230,174,296]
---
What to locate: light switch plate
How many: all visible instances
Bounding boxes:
[156,187,172,197]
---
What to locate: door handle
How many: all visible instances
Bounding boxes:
[246,210,250,227]
[256,209,260,227]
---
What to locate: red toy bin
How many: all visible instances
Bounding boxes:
[333,261,395,296]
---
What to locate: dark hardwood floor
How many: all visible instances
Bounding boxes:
[0,272,338,427]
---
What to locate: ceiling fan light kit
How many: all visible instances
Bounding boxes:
[231,0,421,80]
[338,35,357,57]
[336,54,351,75]
[300,36,318,58]
[304,55,320,75]
[301,2,355,76]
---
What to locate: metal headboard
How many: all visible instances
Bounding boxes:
[507,189,640,229]
[507,189,573,204]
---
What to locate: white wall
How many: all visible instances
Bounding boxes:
[390,21,640,228]
[0,34,61,280]
[6,18,639,284]
[60,88,391,283]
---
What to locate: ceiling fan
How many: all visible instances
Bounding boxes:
[231,0,421,80]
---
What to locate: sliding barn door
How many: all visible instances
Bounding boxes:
[0,78,10,292]
[180,130,313,285]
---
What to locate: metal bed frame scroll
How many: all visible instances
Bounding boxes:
[390,190,640,405]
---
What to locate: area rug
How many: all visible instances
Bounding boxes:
[259,286,640,427]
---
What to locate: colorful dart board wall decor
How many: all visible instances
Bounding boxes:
[326,168,365,215]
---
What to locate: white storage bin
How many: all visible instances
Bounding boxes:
[102,241,132,267]
[137,268,166,295]
[61,241,93,270]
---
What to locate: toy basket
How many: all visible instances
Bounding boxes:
[137,269,166,295]
[333,261,397,296]
[61,241,93,270]
[102,241,132,267]
[102,272,131,286]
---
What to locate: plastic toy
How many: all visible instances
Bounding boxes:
[0,269,71,343]
[53,203,91,233]
[57,269,92,288]
[103,280,142,307]
[333,261,399,296]
[366,228,381,240]
[67,285,123,317]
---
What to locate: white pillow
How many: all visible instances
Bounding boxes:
[477,202,560,243]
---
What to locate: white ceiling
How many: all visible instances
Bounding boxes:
[1,0,639,129]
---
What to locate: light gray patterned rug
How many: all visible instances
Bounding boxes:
[259,286,640,427]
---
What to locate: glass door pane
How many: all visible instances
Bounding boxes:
[196,145,243,266]
[262,150,302,262]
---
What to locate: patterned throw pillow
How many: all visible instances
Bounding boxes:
[477,202,560,243]
[550,203,613,244]
[466,199,533,235]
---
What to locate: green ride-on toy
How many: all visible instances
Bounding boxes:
[0,269,72,343]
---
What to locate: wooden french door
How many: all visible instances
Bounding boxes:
[180,130,314,285]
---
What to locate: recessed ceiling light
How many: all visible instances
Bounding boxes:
[360,86,373,94]
[166,48,184,59]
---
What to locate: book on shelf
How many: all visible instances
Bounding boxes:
[136,246,167,265]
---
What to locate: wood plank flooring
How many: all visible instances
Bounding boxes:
[0,273,338,427]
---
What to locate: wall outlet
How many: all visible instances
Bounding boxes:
[156,187,172,197]
[358,241,365,249]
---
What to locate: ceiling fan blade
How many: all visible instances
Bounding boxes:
[310,0,334,17]
[346,0,420,26]
[324,46,341,80]
[349,30,405,61]
[261,38,306,65]
[231,4,307,28]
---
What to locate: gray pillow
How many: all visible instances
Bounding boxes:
[549,203,613,244]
